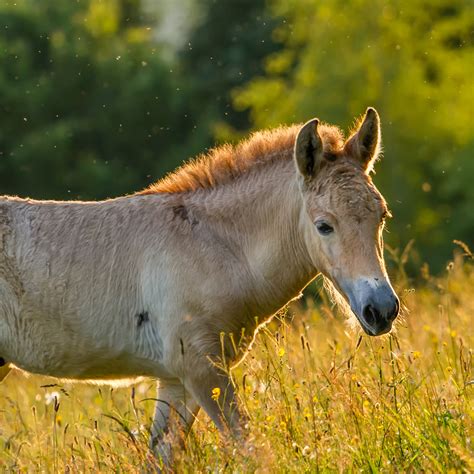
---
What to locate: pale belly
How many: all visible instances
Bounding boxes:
[2,307,171,382]
[8,345,173,381]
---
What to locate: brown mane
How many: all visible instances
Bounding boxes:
[139,123,345,195]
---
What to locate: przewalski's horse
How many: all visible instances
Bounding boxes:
[0,107,399,462]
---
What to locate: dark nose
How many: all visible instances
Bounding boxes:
[362,296,399,336]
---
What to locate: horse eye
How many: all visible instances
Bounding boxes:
[316,221,334,235]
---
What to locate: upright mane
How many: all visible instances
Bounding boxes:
[139,123,344,195]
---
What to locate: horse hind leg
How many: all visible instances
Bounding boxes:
[0,279,19,383]
[149,379,200,467]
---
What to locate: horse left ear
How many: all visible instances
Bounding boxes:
[345,107,381,173]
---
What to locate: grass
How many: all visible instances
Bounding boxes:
[1,252,473,472]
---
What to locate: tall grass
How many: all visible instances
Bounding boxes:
[1,253,473,472]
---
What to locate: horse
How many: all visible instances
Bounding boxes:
[0,107,399,463]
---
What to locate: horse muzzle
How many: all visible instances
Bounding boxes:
[341,278,400,336]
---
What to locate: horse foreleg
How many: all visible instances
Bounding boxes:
[149,380,200,467]
[183,361,245,437]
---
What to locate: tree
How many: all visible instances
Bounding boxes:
[0,0,183,199]
[176,0,280,155]
[0,0,281,200]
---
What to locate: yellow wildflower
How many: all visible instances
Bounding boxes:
[211,387,221,401]
[278,347,285,357]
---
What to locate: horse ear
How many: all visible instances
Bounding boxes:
[294,118,324,178]
[345,107,381,173]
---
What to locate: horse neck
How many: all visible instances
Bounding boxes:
[185,158,318,312]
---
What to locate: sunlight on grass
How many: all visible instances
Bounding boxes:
[1,253,473,472]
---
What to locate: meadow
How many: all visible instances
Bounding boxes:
[0,249,472,473]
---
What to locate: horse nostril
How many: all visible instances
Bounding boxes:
[363,304,380,327]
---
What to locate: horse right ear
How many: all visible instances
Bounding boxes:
[294,118,324,179]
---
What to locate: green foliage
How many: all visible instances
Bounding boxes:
[233,0,474,270]
[0,0,277,201]
[0,0,184,199]
[177,0,279,149]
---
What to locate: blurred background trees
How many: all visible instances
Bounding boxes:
[0,0,472,271]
